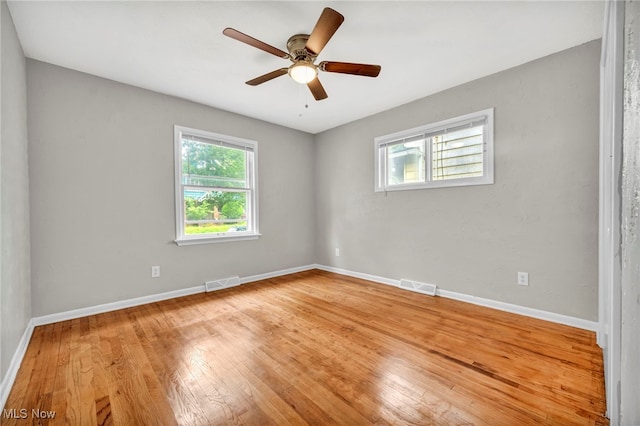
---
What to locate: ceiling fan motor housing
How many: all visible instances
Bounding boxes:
[287,34,316,62]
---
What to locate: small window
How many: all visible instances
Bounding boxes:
[375,109,494,191]
[174,126,259,245]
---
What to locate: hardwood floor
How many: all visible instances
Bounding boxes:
[3,270,607,425]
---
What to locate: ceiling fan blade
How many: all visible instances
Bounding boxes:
[246,68,288,86]
[307,77,328,101]
[307,78,328,101]
[320,61,381,77]
[305,8,344,56]
[223,28,289,59]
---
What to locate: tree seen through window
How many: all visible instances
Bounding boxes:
[182,140,249,234]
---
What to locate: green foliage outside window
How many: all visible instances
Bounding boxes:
[185,198,209,221]
[182,140,248,231]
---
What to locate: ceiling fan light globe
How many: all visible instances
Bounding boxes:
[289,63,317,84]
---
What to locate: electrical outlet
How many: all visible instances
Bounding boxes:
[151,266,160,278]
[335,248,340,257]
[517,271,529,286]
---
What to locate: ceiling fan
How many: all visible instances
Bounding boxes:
[222,7,381,101]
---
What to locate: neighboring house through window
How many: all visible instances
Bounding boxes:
[375,109,494,191]
[174,125,259,245]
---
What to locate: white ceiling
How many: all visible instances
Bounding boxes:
[7,1,603,134]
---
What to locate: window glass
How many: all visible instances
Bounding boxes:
[375,109,493,191]
[388,140,425,186]
[431,125,484,181]
[174,126,258,245]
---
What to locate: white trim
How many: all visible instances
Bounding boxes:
[173,125,259,244]
[599,0,624,422]
[31,264,317,327]
[315,264,399,287]
[0,319,35,410]
[175,233,261,246]
[32,285,206,327]
[240,264,317,285]
[437,289,598,332]
[176,125,257,151]
[315,264,598,332]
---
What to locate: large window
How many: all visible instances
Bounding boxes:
[375,109,494,191]
[174,126,258,245]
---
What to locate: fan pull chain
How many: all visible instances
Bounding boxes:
[298,84,310,117]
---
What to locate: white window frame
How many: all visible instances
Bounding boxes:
[374,108,494,192]
[174,125,259,246]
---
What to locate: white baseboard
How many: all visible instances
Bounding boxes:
[32,264,318,327]
[314,264,398,287]
[240,264,316,285]
[437,289,598,331]
[1,319,35,410]
[315,264,598,332]
[32,285,206,327]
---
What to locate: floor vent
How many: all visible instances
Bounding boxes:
[399,279,437,296]
[205,276,241,292]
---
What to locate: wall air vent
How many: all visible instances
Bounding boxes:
[205,276,241,292]
[399,279,437,296]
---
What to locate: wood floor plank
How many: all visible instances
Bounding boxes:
[3,270,608,425]
[280,287,533,424]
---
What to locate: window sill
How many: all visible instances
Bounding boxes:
[175,233,261,246]
[376,176,493,192]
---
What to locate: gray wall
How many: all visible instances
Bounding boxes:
[27,60,315,317]
[314,40,600,321]
[27,40,600,321]
[1,0,31,379]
